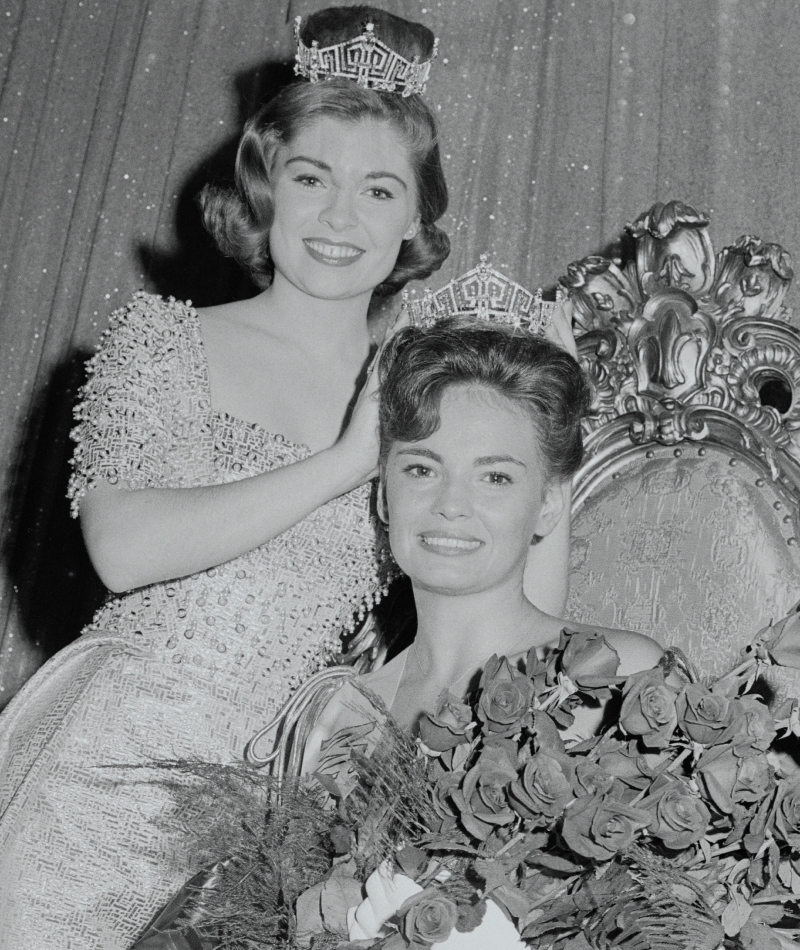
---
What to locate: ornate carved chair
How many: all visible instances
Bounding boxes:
[562,201,800,699]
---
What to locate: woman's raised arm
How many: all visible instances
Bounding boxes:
[80,438,373,593]
[74,299,383,593]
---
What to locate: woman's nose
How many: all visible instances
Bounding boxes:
[433,476,472,519]
[319,186,358,231]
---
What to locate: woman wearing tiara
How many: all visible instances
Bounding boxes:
[303,308,663,772]
[0,7,574,949]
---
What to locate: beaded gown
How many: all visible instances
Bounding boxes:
[0,294,388,950]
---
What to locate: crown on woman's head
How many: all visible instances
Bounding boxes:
[404,256,558,334]
[293,16,438,97]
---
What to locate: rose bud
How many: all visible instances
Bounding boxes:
[559,630,623,690]
[419,691,475,753]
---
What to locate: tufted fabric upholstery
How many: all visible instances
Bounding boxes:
[566,443,800,698]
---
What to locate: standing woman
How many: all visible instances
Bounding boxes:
[0,8,447,949]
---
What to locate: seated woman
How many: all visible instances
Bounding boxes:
[136,297,664,950]
[304,313,663,773]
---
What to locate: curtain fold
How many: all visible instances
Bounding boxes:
[1,0,799,705]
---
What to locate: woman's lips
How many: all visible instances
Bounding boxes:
[303,238,365,266]
[419,532,483,556]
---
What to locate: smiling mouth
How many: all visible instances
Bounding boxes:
[419,533,483,555]
[303,239,365,266]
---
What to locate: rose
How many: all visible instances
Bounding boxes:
[452,744,517,841]
[419,691,475,753]
[559,630,622,690]
[773,779,800,848]
[399,890,458,946]
[508,750,576,823]
[757,605,800,670]
[696,745,772,814]
[619,668,678,749]
[737,695,778,751]
[477,655,533,736]
[421,899,526,950]
[641,777,711,849]
[676,684,742,746]
[561,793,650,861]
[346,861,423,942]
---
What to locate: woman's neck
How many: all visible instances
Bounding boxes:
[408,579,556,691]
[253,272,374,359]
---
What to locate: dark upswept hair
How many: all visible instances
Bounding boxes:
[378,319,591,482]
[200,6,449,297]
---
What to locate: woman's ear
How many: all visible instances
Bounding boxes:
[404,216,421,242]
[533,480,567,540]
[377,474,389,524]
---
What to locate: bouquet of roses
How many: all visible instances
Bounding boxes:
[137,608,800,950]
[292,612,800,950]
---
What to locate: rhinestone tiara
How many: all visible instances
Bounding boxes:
[293,16,438,97]
[403,256,558,334]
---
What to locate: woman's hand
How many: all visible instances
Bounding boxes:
[330,306,411,485]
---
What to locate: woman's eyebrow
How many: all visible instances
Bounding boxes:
[474,454,526,468]
[285,155,331,170]
[365,171,408,190]
[396,447,442,462]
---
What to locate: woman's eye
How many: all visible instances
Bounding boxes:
[404,464,434,478]
[484,471,513,486]
[367,186,394,200]
[295,174,322,188]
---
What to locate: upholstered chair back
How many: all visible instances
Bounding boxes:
[563,201,800,699]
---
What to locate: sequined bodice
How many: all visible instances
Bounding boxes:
[67,293,388,709]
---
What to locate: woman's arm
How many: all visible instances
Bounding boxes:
[80,439,373,593]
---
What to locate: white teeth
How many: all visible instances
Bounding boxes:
[422,536,481,550]
[307,240,361,259]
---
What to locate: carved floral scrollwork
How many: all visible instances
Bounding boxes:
[629,289,715,402]
[710,235,793,320]
[562,199,800,470]
[629,201,715,297]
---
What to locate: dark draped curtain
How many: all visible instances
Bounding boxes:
[1,0,799,706]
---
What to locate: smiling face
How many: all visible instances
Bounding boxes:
[382,384,565,598]
[268,115,421,304]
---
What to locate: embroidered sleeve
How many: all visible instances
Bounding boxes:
[67,293,185,517]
